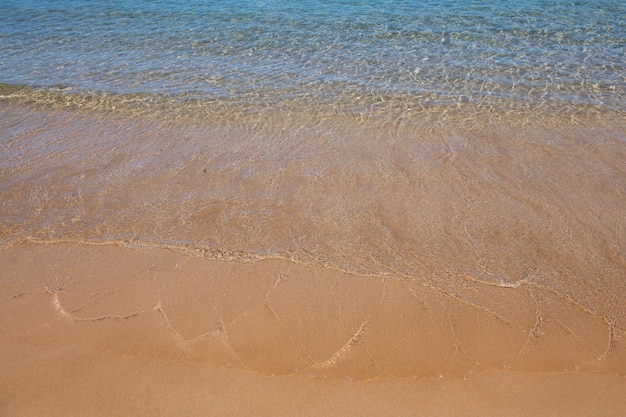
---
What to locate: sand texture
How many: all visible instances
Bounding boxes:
[1,241,626,416]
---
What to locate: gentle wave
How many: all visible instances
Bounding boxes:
[2,82,625,128]
[1,102,625,336]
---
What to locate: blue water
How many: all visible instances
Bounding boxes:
[1,0,625,115]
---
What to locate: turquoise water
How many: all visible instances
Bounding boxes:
[1,0,625,116]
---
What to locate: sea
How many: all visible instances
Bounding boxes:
[1,0,625,348]
[2,0,625,116]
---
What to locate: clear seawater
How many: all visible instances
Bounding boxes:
[1,0,625,118]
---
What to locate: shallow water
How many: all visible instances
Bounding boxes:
[2,0,625,114]
[1,104,625,352]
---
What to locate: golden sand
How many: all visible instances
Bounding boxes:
[1,241,625,416]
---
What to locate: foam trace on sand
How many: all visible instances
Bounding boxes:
[1,240,624,382]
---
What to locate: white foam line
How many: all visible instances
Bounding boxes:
[313,321,367,369]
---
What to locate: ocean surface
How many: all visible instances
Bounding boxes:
[1,0,625,116]
[1,0,626,377]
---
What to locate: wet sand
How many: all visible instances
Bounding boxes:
[3,344,626,417]
[1,241,626,416]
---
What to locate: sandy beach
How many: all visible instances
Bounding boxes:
[2,1,626,412]
[2,101,626,415]
[1,238,625,416]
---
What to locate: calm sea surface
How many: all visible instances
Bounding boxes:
[1,0,625,117]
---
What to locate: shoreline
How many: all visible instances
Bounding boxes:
[2,101,625,415]
[3,0,625,412]
[2,241,624,379]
